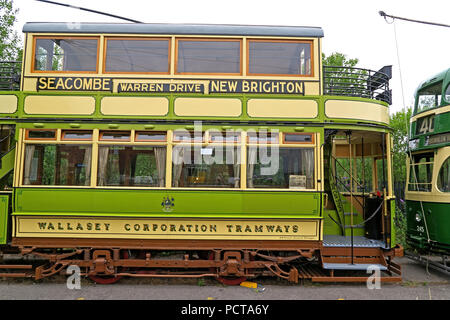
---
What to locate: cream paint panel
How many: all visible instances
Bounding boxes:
[325,100,389,124]
[23,78,37,91]
[0,95,17,113]
[24,95,95,115]
[101,96,168,116]
[174,97,242,117]
[247,99,318,118]
[410,105,450,123]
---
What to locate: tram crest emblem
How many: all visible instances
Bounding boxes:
[161,196,175,212]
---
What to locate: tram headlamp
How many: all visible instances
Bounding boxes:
[415,213,421,222]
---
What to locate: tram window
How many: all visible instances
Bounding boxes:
[248,40,312,76]
[99,131,131,141]
[105,38,170,73]
[23,144,92,186]
[437,156,450,192]
[173,131,204,143]
[176,39,241,74]
[283,133,314,144]
[61,130,93,141]
[416,81,442,113]
[445,84,450,103]
[248,132,279,144]
[247,147,314,189]
[408,153,434,192]
[135,132,167,142]
[209,131,241,143]
[26,130,56,140]
[33,37,98,72]
[97,146,166,187]
[172,145,240,188]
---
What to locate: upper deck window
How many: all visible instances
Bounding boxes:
[176,39,241,74]
[33,37,98,72]
[247,40,312,76]
[416,81,442,113]
[105,38,170,73]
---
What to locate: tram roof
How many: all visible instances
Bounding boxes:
[22,22,324,38]
[415,68,450,93]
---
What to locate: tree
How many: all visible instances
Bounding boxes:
[390,107,413,183]
[322,52,359,67]
[0,0,21,61]
[322,52,368,97]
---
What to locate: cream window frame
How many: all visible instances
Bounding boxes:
[18,128,319,191]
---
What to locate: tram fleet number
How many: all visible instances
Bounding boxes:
[181,304,269,317]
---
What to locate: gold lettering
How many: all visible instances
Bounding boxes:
[47,77,56,89]
[55,78,65,90]
[103,79,111,91]
[38,77,48,90]
[73,78,83,90]
[242,80,250,92]
[83,78,93,90]
[64,77,73,90]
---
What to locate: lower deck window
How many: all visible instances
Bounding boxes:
[247,147,314,189]
[437,156,450,192]
[23,144,91,186]
[97,146,166,187]
[172,146,240,188]
[408,153,434,192]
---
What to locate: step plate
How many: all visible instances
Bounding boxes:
[323,235,386,248]
[323,263,387,271]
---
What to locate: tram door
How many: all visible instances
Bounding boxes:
[324,129,391,244]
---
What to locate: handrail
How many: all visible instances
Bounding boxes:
[323,65,392,104]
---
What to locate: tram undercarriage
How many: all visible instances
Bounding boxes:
[0,238,402,284]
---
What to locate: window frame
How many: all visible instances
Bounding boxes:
[19,129,318,191]
[175,38,243,75]
[246,39,314,77]
[32,36,100,74]
[103,36,171,75]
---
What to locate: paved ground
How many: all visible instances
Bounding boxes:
[0,257,449,301]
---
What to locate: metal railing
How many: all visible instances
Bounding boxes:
[323,65,392,104]
[0,61,21,91]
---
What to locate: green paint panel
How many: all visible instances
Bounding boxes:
[406,200,450,253]
[15,188,321,218]
[0,195,9,244]
[0,147,15,180]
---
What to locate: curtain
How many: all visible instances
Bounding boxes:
[97,146,109,186]
[302,148,314,189]
[247,147,257,188]
[82,147,92,186]
[23,145,36,185]
[154,147,166,187]
[172,146,185,187]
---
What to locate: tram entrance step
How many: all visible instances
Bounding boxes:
[323,235,386,248]
[322,263,387,271]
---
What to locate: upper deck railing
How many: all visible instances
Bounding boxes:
[0,61,21,91]
[323,65,392,105]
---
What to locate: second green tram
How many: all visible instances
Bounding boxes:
[406,68,450,266]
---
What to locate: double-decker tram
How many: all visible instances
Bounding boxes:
[0,22,402,283]
[405,68,450,274]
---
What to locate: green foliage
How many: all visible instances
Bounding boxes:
[0,0,21,61]
[390,107,413,183]
[322,52,359,67]
[322,52,368,96]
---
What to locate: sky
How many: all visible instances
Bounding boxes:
[13,0,450,114]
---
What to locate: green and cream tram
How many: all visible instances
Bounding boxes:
[0,22,402,283]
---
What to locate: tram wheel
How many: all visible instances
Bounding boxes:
[88,250,129,285]
[208,251,247,286]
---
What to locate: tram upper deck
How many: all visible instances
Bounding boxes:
[0,22,391,127]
